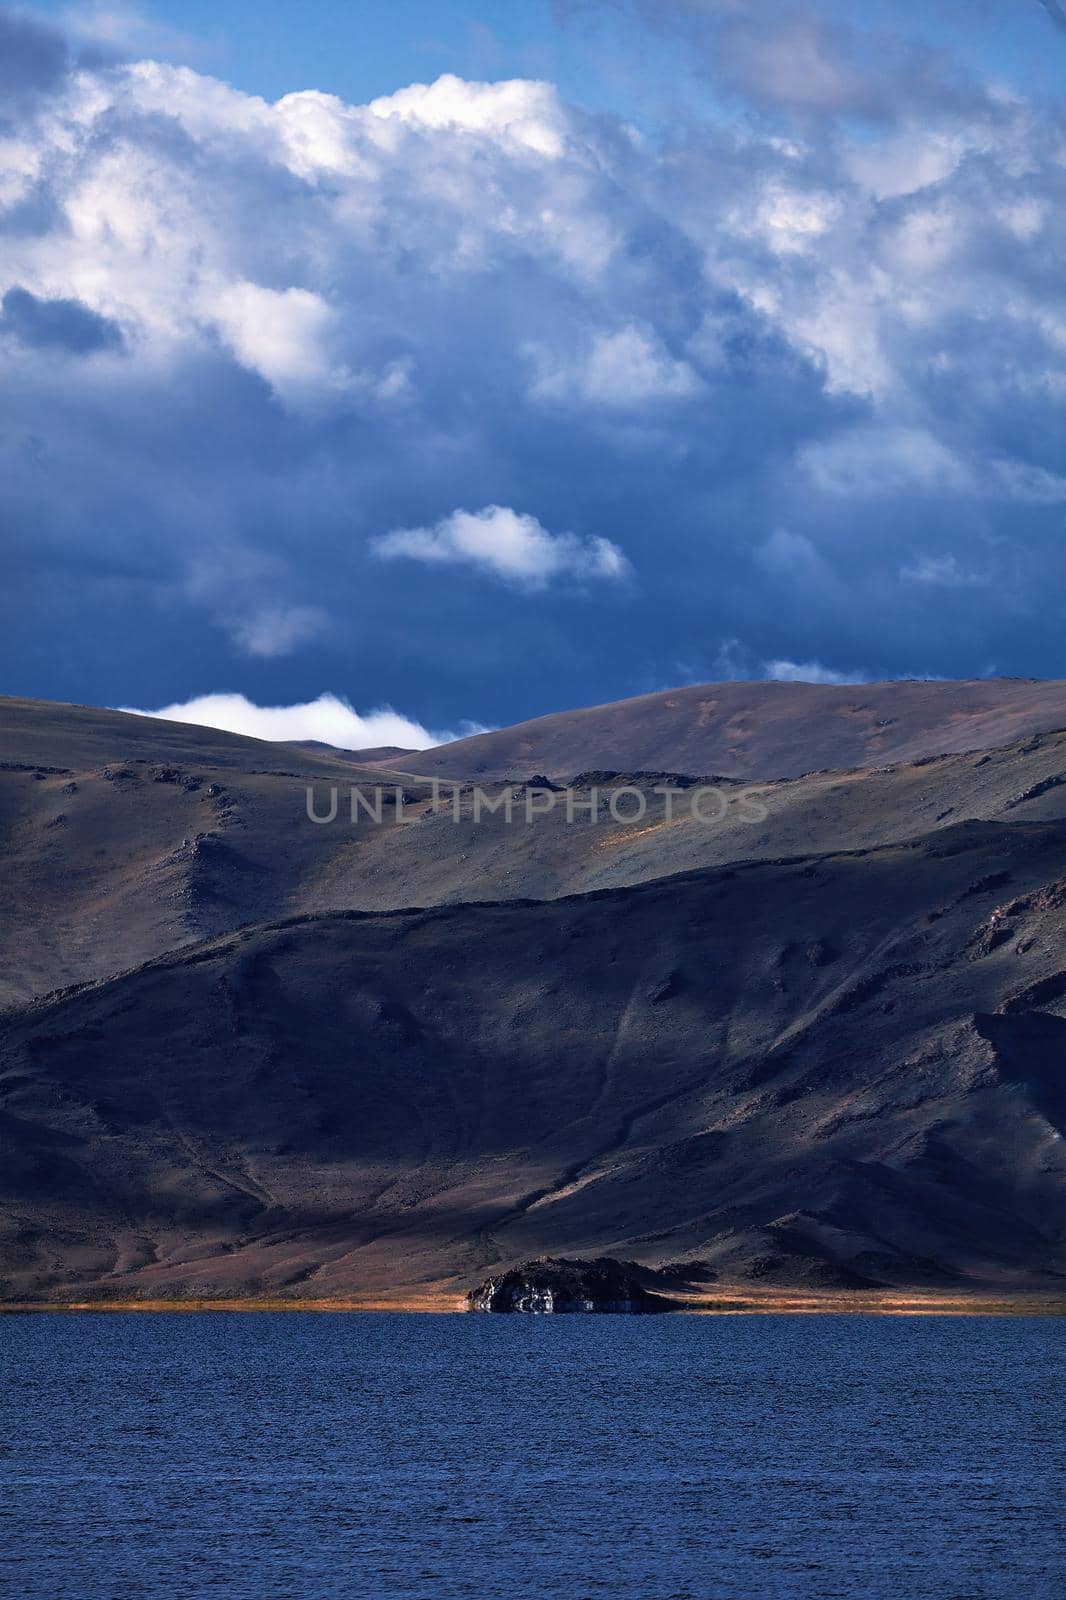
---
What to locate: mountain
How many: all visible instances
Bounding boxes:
[5,695,1066,1007]
[288,741,423,765]
[1,687,1065,1306]
[2,818,1064,1304]
[405,679,1066,782]
[0,698,423,1006]
[0,697,383,777]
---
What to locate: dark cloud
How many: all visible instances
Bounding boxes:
[0,10,69,105]
[0,288,125,355]
[1,7,1066,727]
[1038,1,1066,32]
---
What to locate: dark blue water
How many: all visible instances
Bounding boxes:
[1,1314,1062,1599]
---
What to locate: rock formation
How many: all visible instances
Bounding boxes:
[468,1258,677,1313]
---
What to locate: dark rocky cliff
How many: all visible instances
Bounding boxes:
[468,1259,677,1313]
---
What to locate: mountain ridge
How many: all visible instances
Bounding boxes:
[404,678,1066,782]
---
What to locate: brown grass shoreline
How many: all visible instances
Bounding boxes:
[3,1289,1065,1316]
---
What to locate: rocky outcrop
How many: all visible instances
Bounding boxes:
[467,1257,676,1313]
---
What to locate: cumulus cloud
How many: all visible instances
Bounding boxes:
[368,74,567,156]
[208,282,341,403]
[372,506,629,588]
[5,3,1066,725]
[120,692,479,749]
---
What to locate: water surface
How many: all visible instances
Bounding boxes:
[1,1313,1062,1598]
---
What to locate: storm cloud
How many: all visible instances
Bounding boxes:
[1,1,1066,729]
[0,287,125,354]
[0,10,69,107]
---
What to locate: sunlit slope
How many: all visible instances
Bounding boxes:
[4,695,1066,1004]
[406,679,1066,782]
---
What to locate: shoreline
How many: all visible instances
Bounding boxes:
[3,1289,1065,1316]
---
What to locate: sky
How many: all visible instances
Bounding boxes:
[3,1,1066,745]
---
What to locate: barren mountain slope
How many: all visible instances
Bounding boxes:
[4,696,1066,1004]
[2,817,1064,1303]
[0,698,383,776]
[407,679,1066,782]
[0,699,426,1004]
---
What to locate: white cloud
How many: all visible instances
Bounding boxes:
[747,184,842,256]
[229,605,328,658]
[367,74,567,157]
[900,555,990,588]
[207,281,342,403]
[372,505,630,588]
[762,659,869,686]
[800,427,973,497]
[120,692,481,749]
[530,325,700,406]
[710,639,869,686]
[7,22,1066,692]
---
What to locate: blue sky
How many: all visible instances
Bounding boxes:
[32,2,584,105]
[22,2,1066,120]
[3,1,1066,744]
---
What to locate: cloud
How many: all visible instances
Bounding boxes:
[0,286,124,354]
[992,458,1066,505]
[372,506,630,588]
[900,555,989,588]
[5,6,1066,726]
[800,428,973,497]
[0,11,69,106]
[59,3,208,62]
[368,73,567,157]
[530,325,701,406]
[763,658,869,686]
[1038,2,1066,35]
[229,605,328,659]
[711,638,868,685]
[207,282,344,406]
[717,10,877,118]
[120,692,482,749]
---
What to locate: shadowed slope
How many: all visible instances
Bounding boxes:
[2,818,1064,1303]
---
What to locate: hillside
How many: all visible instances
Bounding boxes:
[3,695,1066,1005]
[0,698,430,1003]
[0,697,385,777]
[406,679,1066,782]
[3,688,1066,1305]
[1,817,1065,1303]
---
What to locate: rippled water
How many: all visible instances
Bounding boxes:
[1,1313,1062,1599]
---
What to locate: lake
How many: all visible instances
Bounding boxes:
[1,1313,1062,1598]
